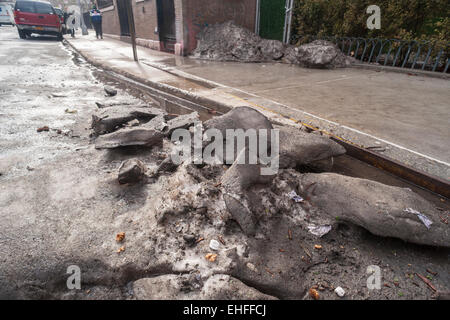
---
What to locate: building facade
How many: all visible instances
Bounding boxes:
[96,0,259,56]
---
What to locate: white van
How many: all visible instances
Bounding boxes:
[0,3,15,26]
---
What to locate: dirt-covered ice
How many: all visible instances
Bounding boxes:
[192,21,354,69]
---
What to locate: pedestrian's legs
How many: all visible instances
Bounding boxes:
[93,21,99,38]
[99,22,103,39]
[95,22,99,39]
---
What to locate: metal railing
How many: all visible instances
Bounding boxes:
[291,35,449,73]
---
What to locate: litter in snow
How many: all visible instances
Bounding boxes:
[307,224,332,237]
[287,190,304,203]
[404,208,433,229]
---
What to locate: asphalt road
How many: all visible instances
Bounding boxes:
[0,26,158,299]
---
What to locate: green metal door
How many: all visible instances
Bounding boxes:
[259,0,285,41]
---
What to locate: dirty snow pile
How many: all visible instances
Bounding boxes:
[192,21,353,68]
[89,94,449,300]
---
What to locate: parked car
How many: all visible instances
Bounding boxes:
[53,7,66,33]
[0,3,15,26]
[14,0,63,40]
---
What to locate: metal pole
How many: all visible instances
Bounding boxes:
[283,0,293,44]
[77,0,88,35]
[125,0,138,61]
[255,0,260,35]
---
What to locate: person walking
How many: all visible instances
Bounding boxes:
[64,9,75,38]
[90,5,102,39]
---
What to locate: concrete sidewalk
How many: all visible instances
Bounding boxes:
[64,33,450,180]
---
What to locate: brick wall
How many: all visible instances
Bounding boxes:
[101,2,120,36]
[101,0,257,56]
[101,0,159,42]
[133,0,159,41]
[181,0,257,55]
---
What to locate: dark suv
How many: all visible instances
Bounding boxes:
[14,0,62,40]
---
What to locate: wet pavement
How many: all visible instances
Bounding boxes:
[64,31,450,180]
[0,28,97,178]
[0,26,159,299]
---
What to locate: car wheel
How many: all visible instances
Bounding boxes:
[57,32,63,41]
[18,29,26,39]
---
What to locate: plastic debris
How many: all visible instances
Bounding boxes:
[287,190,304,203]
[314,244,322,250]
[334,286,345,297]
[51,93,67,98]
[404,208,433,229]
[209,239,220,251]
[307,224,332,237]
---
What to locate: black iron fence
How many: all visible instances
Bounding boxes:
[291,35,449,73]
